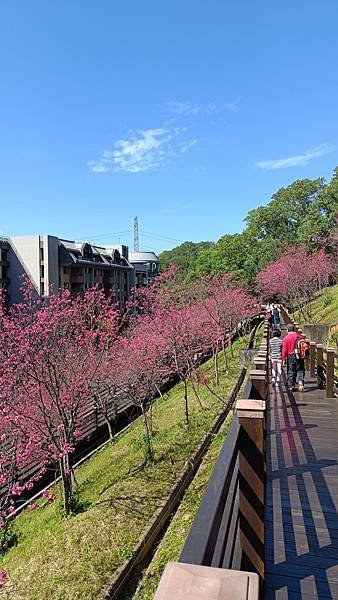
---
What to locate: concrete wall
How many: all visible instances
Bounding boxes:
[303,323,331,345]
[8,236,40,304]
[43,235,59,294]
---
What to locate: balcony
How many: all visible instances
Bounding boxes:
[70,276,84,284]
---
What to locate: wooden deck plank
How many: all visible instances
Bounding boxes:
[264,365,338,599]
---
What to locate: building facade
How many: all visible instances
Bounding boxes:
[3,235,134,309]
[0,239,10,297]
[128,251,159,287]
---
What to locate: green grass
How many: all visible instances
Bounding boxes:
[0,336,248,600]
[132,421,231,600]
[294,284,338,325]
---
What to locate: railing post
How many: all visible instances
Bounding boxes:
[154,562,259,600]
[236,399,265,583]
[326,349,335,399]
[304,338,310,372]
[310,342,316,378]
[317,344,324,388]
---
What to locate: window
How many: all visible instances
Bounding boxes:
[64,267,69,274]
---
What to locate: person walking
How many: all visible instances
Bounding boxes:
[294,334,309,392]
[282,323,298,391]
[272,305,281,330]
[270,328,283,386]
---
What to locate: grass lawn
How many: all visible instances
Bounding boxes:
[131,420,231,600]
[294,284,338,325]
[0,335,248,600]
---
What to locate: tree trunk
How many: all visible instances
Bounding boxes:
[214,349,219,385]
[221,337,228,370]
[59,456,72,514]
[183,378,189,428]
[105,416,115,442]
[141,405,154,463]
[190,375,204,409]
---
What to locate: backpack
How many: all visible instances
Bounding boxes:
[295,338,310,359]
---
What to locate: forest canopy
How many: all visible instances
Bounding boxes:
[159,168,338,287]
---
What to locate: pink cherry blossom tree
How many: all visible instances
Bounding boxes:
[257,246,335,318]
[0,285,119,514]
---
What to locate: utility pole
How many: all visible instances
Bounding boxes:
[134,216,139,252]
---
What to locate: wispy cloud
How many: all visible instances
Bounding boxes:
[165,101,216,116]
[166,99,241,117]
[89,127,198,174]
[179,138,199,153]
[255,143,335,170]
[224,97,241,112]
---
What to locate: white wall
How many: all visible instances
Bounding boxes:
[8,236,40,304]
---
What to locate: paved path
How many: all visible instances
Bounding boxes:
[265,366,338,598]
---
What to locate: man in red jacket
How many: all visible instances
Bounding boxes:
[282,323,299,391]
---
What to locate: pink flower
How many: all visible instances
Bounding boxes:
[10,482,24,496]
[0,570,7,585]
[28,503,38,511]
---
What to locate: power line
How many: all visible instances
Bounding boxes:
[140,230,184,244]
[78,230,132,241]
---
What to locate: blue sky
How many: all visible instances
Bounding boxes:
[0,1,337,253]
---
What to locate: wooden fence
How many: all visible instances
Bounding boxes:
[279,306,338,398]
[154,321,270,600]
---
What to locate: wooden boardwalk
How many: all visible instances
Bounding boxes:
[265,366,338,598]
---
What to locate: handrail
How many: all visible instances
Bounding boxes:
[180,417,241,567]
[280,305,337,398]
[154,321,269,600]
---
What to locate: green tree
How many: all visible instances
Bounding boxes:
[244,177,326,244]
[159,241,214,279]
[297,167,338,249]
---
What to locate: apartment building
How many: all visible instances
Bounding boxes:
[129,251,159,287]
[6,235,134,309]
[0,239,10,296]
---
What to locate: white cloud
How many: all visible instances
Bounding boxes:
[89,127,199,174]
[166,99,240,117]
[87,161,111,173]
[255,144,335,170]
[165,101,218,116]
[180,138,199,153]
[224,97,241,112]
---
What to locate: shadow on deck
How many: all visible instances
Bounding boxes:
[265,372,338,599]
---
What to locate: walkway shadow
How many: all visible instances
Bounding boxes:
[265,370,338,599]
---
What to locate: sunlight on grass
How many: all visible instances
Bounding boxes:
[0,336,248,600]
[294,284,338,325]
[132,423,231,600]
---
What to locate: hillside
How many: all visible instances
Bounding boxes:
[294,284,338,325]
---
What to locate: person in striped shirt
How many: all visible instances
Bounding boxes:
[270,329,283,386]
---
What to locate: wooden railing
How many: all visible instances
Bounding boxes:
[154,321,270,600]
[280,306,338,398]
